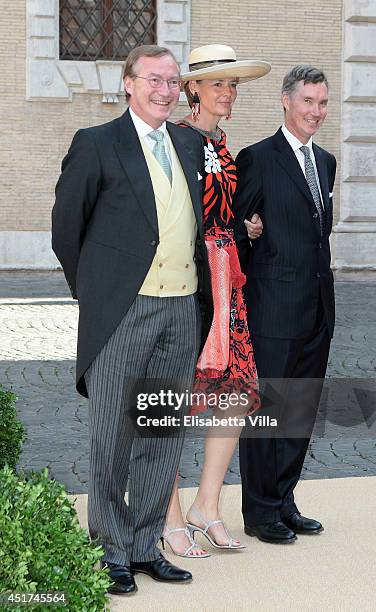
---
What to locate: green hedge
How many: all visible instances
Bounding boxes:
[0,467,111,611]
[0,384,26,470]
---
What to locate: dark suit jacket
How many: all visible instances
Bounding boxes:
[233,127,336,340]
[52,110,213,397]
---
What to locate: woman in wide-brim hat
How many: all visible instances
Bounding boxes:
[162,45,270,558]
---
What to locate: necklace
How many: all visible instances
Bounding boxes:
[178,119,222,142]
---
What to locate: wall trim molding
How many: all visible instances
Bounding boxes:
[0,232,60,269]
[26,0,191,104]
[332,0,376,270]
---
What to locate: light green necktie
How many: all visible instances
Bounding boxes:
[149,129,172,184]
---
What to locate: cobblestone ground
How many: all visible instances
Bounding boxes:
[0,272,375,493]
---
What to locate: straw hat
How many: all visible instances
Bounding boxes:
[181,44,271,84]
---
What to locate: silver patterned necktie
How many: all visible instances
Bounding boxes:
[149,129,172,184]
[300,145,325,235]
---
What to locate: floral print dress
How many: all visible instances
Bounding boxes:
[178,122,259,415]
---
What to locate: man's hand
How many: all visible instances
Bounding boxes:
[244,213,263,240]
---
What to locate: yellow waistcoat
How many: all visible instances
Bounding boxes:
[138,137,198,297]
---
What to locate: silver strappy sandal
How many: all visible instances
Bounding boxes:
[186,506,246,550]
[161,525,210,558]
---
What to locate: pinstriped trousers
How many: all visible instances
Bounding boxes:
[85,294,200,565]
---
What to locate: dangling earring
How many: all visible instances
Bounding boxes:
[191,92,200,122]
[225,108,232,120]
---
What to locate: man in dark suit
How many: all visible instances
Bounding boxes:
[52,45,212,594]
[234,65,336,544]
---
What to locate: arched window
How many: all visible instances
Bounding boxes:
[59,0,157,61]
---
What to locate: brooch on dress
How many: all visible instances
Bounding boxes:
[204,142,222,174]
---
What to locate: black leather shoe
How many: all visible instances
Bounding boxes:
[244,521,297,544]
[283,512,323,534]
[102,562,137,595]
[130,553,192,583]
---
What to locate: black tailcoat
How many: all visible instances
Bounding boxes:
[52,110,213,397]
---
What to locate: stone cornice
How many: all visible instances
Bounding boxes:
[26,0,191,103]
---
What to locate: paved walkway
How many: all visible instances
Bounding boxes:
[0,272,375,493]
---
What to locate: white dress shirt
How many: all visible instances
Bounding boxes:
[129,107,172,165]
[281,124,324,207]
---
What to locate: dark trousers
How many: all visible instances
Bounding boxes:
[239,305,331,526]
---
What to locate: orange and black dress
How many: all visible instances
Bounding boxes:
[178,121,259,415]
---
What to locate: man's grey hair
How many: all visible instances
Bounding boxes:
[282,65,328,97]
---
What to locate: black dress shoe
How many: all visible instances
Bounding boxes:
[102,562,137,595]
[130,553,192,583]
[283,512,323,534]
[244,521,297,544]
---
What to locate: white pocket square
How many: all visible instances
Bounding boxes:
[197,172,203,181]
[329,192,333,198]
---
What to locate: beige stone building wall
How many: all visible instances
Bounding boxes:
[1,1,121,234]
[1,1,342,258]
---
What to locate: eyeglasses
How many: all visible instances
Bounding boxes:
[133,75,182,90]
